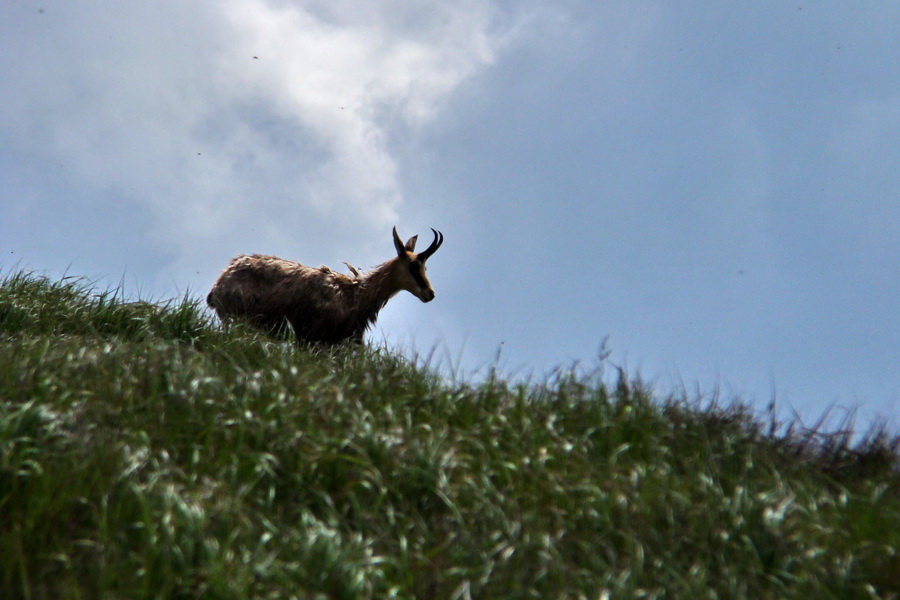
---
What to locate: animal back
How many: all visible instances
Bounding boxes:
[208,254,369,343]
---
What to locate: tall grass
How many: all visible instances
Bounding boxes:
[1,271,898,599]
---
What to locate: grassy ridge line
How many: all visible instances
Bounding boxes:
[1,271,899,599]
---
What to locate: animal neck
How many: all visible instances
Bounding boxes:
[356,258,404,317]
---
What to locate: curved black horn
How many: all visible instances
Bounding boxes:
[417,229,443,262]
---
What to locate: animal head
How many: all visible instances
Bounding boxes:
[391,226,443,302]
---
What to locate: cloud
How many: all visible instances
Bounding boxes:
[1,0,523,282]
[216,0,509,233]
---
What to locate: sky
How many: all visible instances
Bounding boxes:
[2,1,898,433]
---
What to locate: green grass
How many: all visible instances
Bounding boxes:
[1,270,899,599]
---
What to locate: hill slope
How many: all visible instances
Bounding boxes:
[1,271,899,599]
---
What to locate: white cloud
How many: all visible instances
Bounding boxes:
[1,0,524,283]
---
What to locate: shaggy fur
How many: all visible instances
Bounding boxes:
[207,229,442,345]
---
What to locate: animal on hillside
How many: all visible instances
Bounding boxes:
[207,227,444,345]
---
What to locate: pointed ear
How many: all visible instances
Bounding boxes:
[392,227,406,257]
[405,235,418,252]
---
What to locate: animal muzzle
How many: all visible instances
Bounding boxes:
[419,288,436,302]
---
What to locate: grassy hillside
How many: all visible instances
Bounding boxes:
[1,271,899,599]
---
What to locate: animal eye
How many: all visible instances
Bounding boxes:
[408,261,428,287]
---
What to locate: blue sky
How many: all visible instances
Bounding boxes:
[2,1,898,431]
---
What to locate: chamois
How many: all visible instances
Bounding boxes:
[207,227,443,345]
